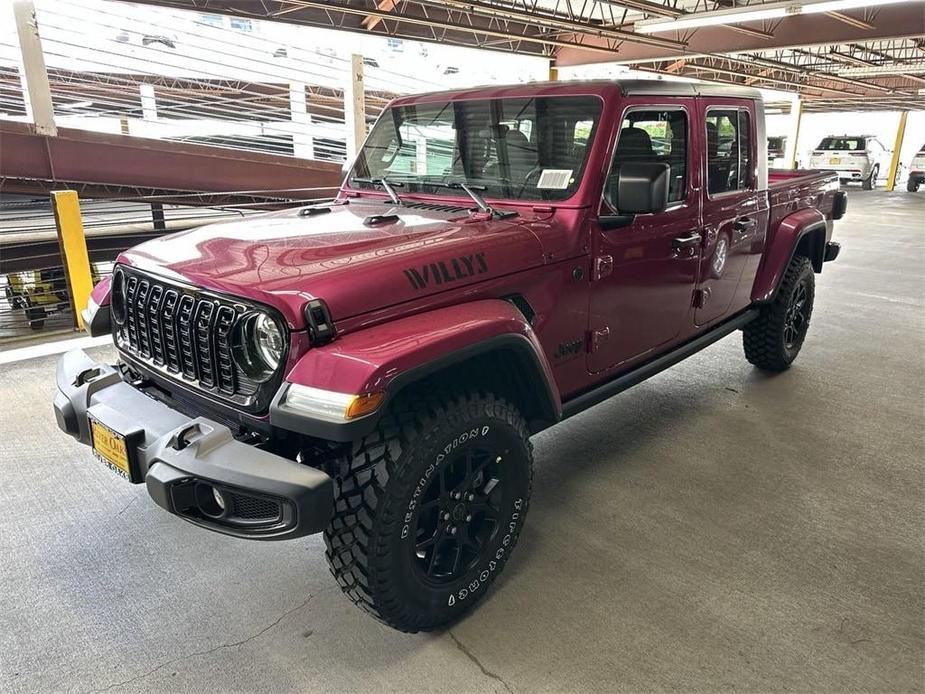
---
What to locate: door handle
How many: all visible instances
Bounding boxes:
[734,217,757,233]
[672,233,702,250]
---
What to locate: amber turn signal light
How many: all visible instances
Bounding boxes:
[345,391,386,419]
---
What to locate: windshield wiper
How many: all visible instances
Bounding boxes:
[351,176,403,206]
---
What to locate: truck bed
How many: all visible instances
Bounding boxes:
[767,169,839,226]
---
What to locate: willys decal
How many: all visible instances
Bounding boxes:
[403,253,488,290]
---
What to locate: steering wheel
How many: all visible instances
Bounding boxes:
[514,166,545,198]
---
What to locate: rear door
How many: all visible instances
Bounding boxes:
[696,100,765,325]
[587,101,701,373]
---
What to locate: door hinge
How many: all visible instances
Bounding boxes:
[593,255,613,281]
[588,327,610,353]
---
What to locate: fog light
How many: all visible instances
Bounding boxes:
[212,487,226,511]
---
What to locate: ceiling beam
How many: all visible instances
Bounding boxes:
[361,0,397,31]
[555,4,925,65]
[825,11,875,31]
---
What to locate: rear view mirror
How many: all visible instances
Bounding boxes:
[615,162,670,214]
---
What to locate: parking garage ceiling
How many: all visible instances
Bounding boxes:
[130,0,925,111]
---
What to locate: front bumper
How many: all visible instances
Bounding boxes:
[53,349,334,540]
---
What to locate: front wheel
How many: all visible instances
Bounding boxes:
[908,179,920,193]
[743,255,815,372]
[324,390,533,632]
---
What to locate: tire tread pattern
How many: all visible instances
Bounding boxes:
[743,255,814,371]
[323,389,532,632]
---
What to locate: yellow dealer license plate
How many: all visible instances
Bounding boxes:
[829,157,841,165]
[90,417,131,480]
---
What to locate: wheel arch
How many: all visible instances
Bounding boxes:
[270,300,561,441]
[752,209,829,304]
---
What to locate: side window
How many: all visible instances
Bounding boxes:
[604,109,688,209]
[706,109,752,195]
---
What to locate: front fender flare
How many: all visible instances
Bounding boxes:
[269,299,561,442]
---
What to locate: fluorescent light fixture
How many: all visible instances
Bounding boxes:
[837,64,925,76]
[60,100,93,110]
[635,0,916,33]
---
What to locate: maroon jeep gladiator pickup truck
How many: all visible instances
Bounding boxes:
[55,80,845,632]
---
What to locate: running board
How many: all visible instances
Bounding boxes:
[561,309,759,420]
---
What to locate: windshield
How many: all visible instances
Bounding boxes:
[767,137,784,149]
[818,137,865,151]
[349,95,602,202]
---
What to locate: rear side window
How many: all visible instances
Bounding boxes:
[605,108,688,207]
[705,109,753,195]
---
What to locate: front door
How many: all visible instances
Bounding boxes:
[697,103,761,325]
[588,104,700,374]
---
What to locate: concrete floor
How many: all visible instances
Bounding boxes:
[1,189,922,694]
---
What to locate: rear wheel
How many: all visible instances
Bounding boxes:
[862,165,878,190]
[743,255,815,372]
[324,390,533,632]
[908,179,920,192]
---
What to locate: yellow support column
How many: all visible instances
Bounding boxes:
[885,111,908,192]
[787,98,803,170]
[51,190,93,330]
[548,59,558,82]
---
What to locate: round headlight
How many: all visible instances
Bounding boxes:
[110,269,126,325]
[233,312,284,380]
[254,313,284,368]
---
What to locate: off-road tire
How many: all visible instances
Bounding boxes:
[908,179,920,193]
[743,255,815,372]
[862,165,878,190]
[324,390,533,633]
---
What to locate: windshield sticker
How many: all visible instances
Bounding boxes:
[537,169,573,190]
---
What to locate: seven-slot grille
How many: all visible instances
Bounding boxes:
[114,269,259,400]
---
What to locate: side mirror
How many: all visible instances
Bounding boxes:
[599,162,671,230]
[615,162,670,214]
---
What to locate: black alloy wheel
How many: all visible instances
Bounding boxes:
[411,445,504,584]
[783,280,809,350]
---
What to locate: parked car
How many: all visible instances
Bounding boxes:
[768,135,786,160]
[808,135,890,189]
[55,81,845,633]
[5,266,101,330]
[907,144,925,192]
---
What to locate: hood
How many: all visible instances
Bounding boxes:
[118,202,547,328]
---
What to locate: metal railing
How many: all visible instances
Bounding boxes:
[0,0,451,166]
[0,189,327,345]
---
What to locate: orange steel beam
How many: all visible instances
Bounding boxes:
[0,121,343,202]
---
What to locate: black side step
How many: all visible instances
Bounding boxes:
[561,309,759,420]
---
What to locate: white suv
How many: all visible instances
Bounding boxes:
[809,135,890,190]
[907,144,925,192]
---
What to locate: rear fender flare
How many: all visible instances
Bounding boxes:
[752,209,829,304]
[270,299,561,442]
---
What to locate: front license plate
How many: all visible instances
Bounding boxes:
[829,157,841,165]
[90,417,132,480]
